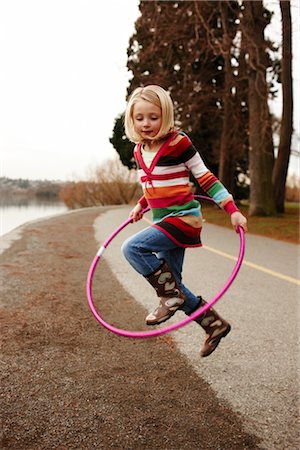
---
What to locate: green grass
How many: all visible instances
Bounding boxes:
[201,202,299,244]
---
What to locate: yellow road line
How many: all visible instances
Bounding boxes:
[203,245,300,286]
[142,215,300,286]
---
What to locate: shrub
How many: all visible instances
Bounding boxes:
[285,175,300,203]
[59,158,142,209]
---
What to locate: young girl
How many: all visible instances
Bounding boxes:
[121,85,247,357]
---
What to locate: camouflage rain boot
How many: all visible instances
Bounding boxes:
[193,296,231,357]
[144,261,186,325]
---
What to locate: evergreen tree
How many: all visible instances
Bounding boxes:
[125,1,248,192]
[128,2,221,162]
[109,115,135,169]
[111,0,282,210]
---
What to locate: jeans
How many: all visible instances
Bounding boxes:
[121,226,200,314]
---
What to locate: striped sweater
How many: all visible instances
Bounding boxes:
[134,131,239,247]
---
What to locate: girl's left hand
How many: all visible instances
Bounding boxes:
[231,211,248,233]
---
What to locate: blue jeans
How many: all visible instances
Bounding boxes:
[121,226,200,314]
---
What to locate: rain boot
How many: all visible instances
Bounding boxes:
[144,261,185,325]
[193,296,231,357]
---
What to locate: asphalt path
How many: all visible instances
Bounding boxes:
[93,206,299,450]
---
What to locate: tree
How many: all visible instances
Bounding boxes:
[217,1,237,193]
[211,1,249,193]
[127,1,241,171]
[109,115,135,169]
[112,0,281,211]
[272,0,293,213]
[240,1,276,216]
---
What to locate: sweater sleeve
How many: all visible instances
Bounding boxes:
[138,195,148,209]
[184,145,239,215]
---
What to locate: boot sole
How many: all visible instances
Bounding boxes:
[146,311,177,326]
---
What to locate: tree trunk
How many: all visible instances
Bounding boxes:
[242,1,276,216]
[248,73,275,215]
[218,1,235,193]
[272,1,293,213]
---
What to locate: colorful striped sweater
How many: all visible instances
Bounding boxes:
[134,131,239,247]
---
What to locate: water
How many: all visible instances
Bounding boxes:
[0,199,68,237]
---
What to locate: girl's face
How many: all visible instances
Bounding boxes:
[132,99,162,141]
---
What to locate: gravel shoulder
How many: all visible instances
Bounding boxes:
[0,207,263,449]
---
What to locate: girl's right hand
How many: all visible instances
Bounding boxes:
[129,204,144,222]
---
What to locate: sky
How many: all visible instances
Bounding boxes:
[0,0,299,182]
[0,0,140,181]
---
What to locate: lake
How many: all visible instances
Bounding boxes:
[0,200,68,237]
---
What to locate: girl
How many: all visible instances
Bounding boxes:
[121,85,247,357]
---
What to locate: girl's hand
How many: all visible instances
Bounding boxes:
[231,211,248,233]
[129,204,144,222]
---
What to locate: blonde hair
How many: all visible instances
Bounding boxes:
[124,85,175,143]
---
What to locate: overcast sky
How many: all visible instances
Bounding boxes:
[0,0,299,181]
[0,0,140,181]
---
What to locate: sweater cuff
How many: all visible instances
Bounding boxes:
[223,200,240,215]
[138,196,148,209]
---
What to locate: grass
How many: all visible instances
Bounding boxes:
[201,202,299,244]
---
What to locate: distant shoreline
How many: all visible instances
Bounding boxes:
[0,208,75,255]
[0,206,117,255]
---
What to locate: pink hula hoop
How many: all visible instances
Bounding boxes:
[86,195,245,338]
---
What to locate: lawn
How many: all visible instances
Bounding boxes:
[201,202,299,244]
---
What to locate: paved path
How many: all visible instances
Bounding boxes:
[93,206,300,450]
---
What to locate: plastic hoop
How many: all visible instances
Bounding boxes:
[86,195,245,339]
